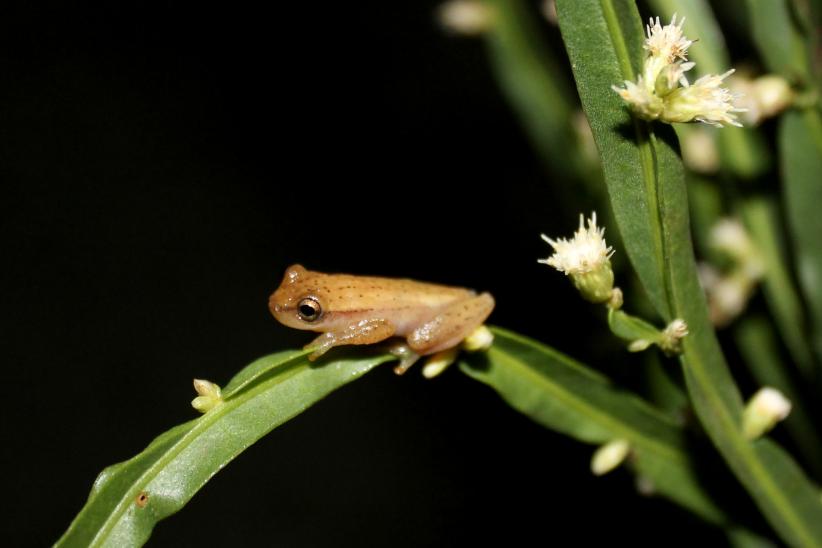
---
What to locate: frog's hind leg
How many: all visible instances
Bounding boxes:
[408,292,495,356]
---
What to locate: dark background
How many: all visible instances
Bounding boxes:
[0,1,725,546]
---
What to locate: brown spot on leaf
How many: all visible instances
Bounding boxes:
[136,491,149,508]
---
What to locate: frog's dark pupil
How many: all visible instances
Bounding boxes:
[300,303,317,318]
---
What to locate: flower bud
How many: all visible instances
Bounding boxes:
[681,127,719,174]
[753,75,794,119]
[742,387,792,440]
[462,325,494,352]
[591,439,631,476]
[659,319,688,355]
[422,347,460,379]
[437,0,493,36]
[191,378,223,413]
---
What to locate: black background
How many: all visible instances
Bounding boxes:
[1,1,725,546]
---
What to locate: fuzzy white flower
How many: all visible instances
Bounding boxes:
[612,78,663,119]
[540,213,617,304]
[663,70,745,127]
[613,14,744,128]
[642,15,694,88]
[539,213,613,275]
[644,14,693,64]
[659,318,689,354]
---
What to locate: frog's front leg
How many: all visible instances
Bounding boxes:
[408,292,495,356]
[305,318,396,361]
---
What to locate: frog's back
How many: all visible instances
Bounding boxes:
[300,269,475,312]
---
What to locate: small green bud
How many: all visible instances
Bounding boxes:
[191,378,223,413]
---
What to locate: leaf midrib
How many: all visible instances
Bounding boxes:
[599,0,670,318]
[88,354,313,547]
[487,338,685,464]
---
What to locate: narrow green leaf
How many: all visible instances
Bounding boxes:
[483,0,581,178]
[739,197,816,375]
[745,0,812,82]
[554,0,670,318]
[685,174,723,259]
[780,108,822,363]
[735,316,822,479]
[58,350,393,547]
[556,1,822,545]
[643,352,689,419]
[460,327,731,526]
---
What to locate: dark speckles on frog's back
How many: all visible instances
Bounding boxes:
[272,264,475,315]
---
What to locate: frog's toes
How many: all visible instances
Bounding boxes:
[305,333,336,361]
[389,344,421,375]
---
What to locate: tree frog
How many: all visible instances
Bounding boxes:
[269,265,495,374]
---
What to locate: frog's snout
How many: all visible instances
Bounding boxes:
[268,292,284,315]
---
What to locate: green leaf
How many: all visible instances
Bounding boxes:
[735,316,822,479]
[57,350,393,547]
[555,0,669,318]
[483,0,582,178]
[745,0,812,82]
[460,327,732,526]
[739,196,816,375]
[556,1,822,545]
[780,108,822,363]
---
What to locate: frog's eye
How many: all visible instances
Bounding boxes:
[297,297,322,322]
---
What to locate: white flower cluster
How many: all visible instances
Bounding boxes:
[539,213,613,275]
[539,213,618,305]
[612,15,745,127]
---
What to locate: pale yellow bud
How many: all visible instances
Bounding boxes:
[463,325,494,352]
[422,347,460,379]
[681,127,719,174]
[591,439,631,476]
[437,0,493,36]
[752,75,794,119]
[742,387,792,440]
[191,378,223,413]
